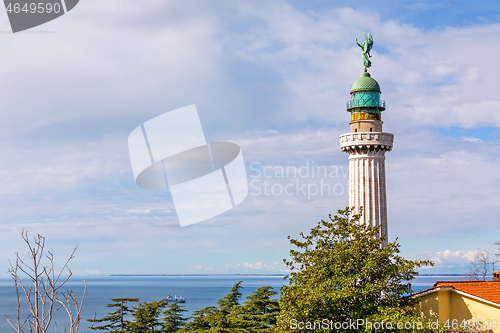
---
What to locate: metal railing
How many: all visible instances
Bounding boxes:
[346,100,385,109]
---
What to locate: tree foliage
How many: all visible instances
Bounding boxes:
[207,281,243,331]
[217,281,243,314]
[84,207,440,333]
[276,207,433,332]
[228,286,279,332]
[129,300,167,333]
[364,306,446,333]
[178,282,278,332]
[88,298,139,332]
[163,302,188,332]
[178,307,217,332]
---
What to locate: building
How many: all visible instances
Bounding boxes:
[339,36,393,246]
[412,273,500,332]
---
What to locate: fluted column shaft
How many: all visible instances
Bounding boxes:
[340,132,393,246]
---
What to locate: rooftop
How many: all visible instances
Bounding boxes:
[350,72,381,93]
[412,280,500,305]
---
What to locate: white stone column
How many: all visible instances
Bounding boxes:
[339,132,393,246]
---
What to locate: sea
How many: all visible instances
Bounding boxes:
[0,275,467,332]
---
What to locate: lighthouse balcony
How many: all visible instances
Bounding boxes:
[339,132,394,154]
[346,100,385,111]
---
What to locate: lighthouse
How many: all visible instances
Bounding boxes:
[339,33,393,246]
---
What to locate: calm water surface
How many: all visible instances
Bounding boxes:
[0,275,467,332]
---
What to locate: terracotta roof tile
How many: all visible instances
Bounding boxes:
[414,281,500,305]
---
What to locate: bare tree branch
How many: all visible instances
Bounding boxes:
[5,230,88,333]
[466,250,493,281]
[495,240,500,263]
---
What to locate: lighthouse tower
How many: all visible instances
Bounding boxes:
[339,34,393,245]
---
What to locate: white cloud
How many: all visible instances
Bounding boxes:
[0,139,129,195]
[189,265,213,273]
[224,261,288,273]
[125,205,171,215]
[406,3,448,10]
[2,1,500,139]
[74,269,101,276]
[428,250,476,265]
[1,126,499,275]
[0,1,500,276]
[243,262,267,269]
[461,137,482,143]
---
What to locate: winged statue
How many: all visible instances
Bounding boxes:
[356,32,373,72]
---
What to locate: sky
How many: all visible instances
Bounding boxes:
[0,0,500,277]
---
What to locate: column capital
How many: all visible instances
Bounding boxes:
[339,132,394,155]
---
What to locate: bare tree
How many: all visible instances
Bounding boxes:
[466,250,497,281]
[5,230,92,333]
[495,241,500,269]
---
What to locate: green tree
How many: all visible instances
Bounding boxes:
[228,286,279,332]
[178,306,217,332]
[88,298,139,332]
[180,281,243,332]
[210,281,243,331]
[217,281,243,314]
[163,302,188,332]
[129,300,166,333]
[363,306,446,333]
[276,207,433,333]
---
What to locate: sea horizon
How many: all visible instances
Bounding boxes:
[0,273,472,331]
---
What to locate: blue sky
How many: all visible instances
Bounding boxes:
[0,0,499,277]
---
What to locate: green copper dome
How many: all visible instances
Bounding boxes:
[350,72,380,93]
